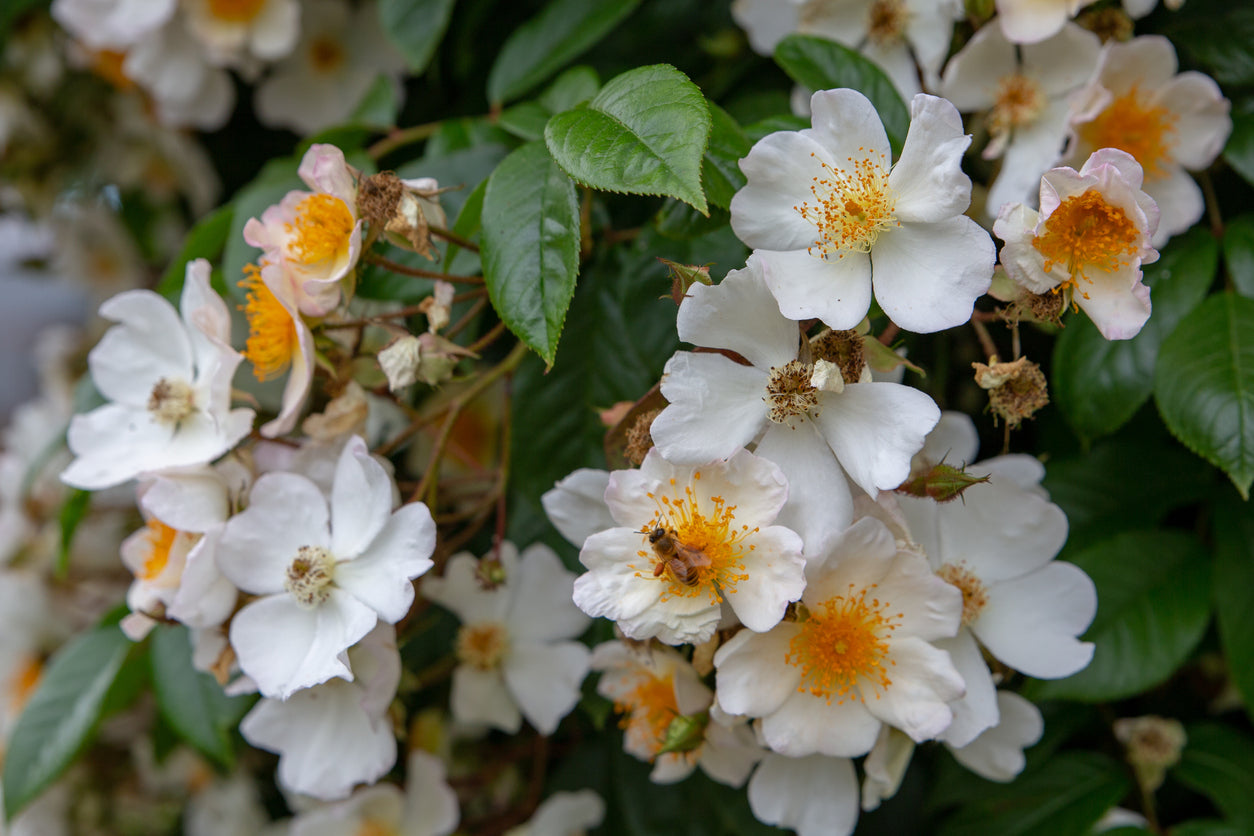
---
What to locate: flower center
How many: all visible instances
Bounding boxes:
[287,193,354,265]
[285,546,336,607]
[139,518,179,581]
[615,671,678,759]
[634,473,754,603]
[785,585,901,703]
[988,73,1044,138]
[207,0,267,23]
[147,377,196,425]
[1032,188,1141,296]
[90,49,133,90]
[936,563,988,627]
[866,0,908,45]
[1077,87,1176,180]
[765,360,820,425]
[309,36,346,73]
[794,151,898,260]
[239,263,297,382]
[455,622,510,670]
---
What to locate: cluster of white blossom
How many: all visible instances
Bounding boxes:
[50,0,406,133]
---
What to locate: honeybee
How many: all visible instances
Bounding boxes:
[648,527,711,586]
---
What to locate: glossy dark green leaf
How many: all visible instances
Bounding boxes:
[1222,213,1254,298]
[3,624,132,820]
[378,0,457,74]
[773,34,910,150]
[498,66,601,142]
[1167,1,1254,87]
[1154,292,1254,498]
[1224,102,1254,192]
[156,204,234,303]
[937,752,1130,836]
[1213,497,1254,721]
[150,625,251,769]
[545,64,711,213]
[1174,724,1254,826]
[55,489,90,580]
[701,103,750,210]
[481,141,580,365]
[1027,530,1210,702]
[487,0,639,105]
[1173,822,1250,836]
[1052,227,1218,440]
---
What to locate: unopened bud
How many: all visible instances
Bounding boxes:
[660,258,712,306]
[379,332,475,391]
[1114,715,1186,793]
[379,334,423,391]
[895,463,990,503]
[657,710,710,756]
[972,356,1049,428]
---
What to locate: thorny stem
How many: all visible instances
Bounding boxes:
[363,252,484,284]
[430,225,481,253]
[367,121,443,159]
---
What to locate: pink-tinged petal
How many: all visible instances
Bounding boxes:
[939,24,1016,111]
[334,502,435,623]
[758,247,873,330]
[506,544,589,643]
[502,641,590,734]
[299,143,358,205]
[217,472,329,595]
[451,664,521,732]
[423,552,508,624]
[814,381,940,497]
[871,218,995,333]
[1144,166,1203,248]
[995,0,1078,44]
[974,561,1096,678]
[1076,262,1152,340]
[762,690,882,757]
[181,258,234,364]
[259,275,314,438]
[754,424,853,559]
[725,525,806,632]
[731,130,836,252]
[889,95,973,223]
[936,630,999,748]
[651,351,768,465]
[541,468,612,548]
[678,256,800,369]
[573,530,667,623]
[995,203,1056,294]
[947,690,1043,781]
[865,636,964,741]
[90,290,192,406]
[805,89,891,163]
[714,627,802,717]
[330,437,394,559]
[1021,24,1101,95]
[230,590,377,699]
[749,754,860,836]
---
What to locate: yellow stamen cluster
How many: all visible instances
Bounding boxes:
[785,584,901,703]
[865,0,908,46]
[285,545,337,607]
[988,73,1045,137]
[147,377,197,425]
[287,193,354,264]
[765,360,820,425]
[795,151,898,260]
[139,518,179,581]
[1032,188,1140,297]
[1078,87,1176,179]
[239,264,297,382]
[456,622,510,670]
[616,672,679,759]
[634,474,754,603]
[936,563,989,627]
[207,0,267,22]
[309,37,347,74]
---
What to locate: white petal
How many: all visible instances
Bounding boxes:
[573,530,666,623]
[61,404,172,490]
[984,98,1072,217]
[758,247,873,330]
[877,550,964,641]
[330,437,394,559]
[1020,24,1101,96]
[677,255,799,370]
[651,352,768,465]
[805,89,891,163]
[422,552,508,624]
[141,471,228,532]
[861,727,915,811]
[217,472,330,595]
[870,218,995,333]
[935,475,1068,582]
[713,627,801,718]
[1158,72,1232,170]
[1144,166,1203,248]
[502,641,590,734]
[725,525,806,632]
[936,630,999,748]
[748,754,860,836]
[541,469,612,548]
[939,24,1016,111]
[507,544,590,643]
[89,290,192,406]
[919,410,980,467]
[687,447,790,529]
[731,130,836,252]
[230,590,377,699]
[451,665,521,732]
[973,561,1096,678]
[334,502,435,623]
[762,691,882,757]
[947,690,1044,781]
[402,750,461,836]
[864,636,964,741]
[995,0,1073,44]
[1075,261,1152,340]
[754,424,853,559]
[889,95,973,223]
[814,382,940,497]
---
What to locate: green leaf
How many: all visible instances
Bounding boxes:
[444,177,486,273]
[1223,102,1254,191]
[1213,497,1254,720]
[1166,0,1254,87]
[1052,227,1218,440]
[156,204,235,303]
[1026,530,1210,702]
[938,752,1130,836]
[1173,822,1250,836]
[498,66,601,142]
[378,0,457,74]
[3,624,132,820]
[1154,292,1254,498]
[545,64,712,213]
[222,157,303,299]
[773,34,911,150]
[150,625,251,769]
[486,0,640,105]
[1222,213,1254,298]
[701,103,750,210]
[481,141,580,365]
[55,489,91,580]
[348,75,400,130]
[1174,724,1254,825]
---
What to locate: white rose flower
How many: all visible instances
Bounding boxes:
[747,753,860,836]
